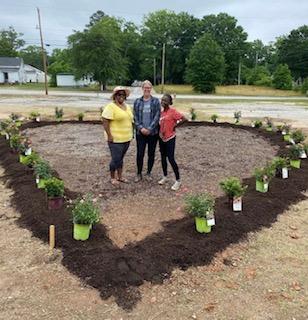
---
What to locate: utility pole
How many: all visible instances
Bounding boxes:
[237,60,241,85]
[37,7,48,95]
[161,43,165,94]
[255,52,259,67]
[153,58,156,86]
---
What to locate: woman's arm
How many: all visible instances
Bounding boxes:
[102,118,113,142]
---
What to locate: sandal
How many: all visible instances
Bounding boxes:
[117,177,129,183]
[110,178,120,186]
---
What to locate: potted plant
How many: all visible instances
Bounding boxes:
[291,130,306,144]
[276,124,283,133]
[20,151,40,167]
[234,111,241,124]
[189,108,197,121]
[9,134,22,152]
[288,144,303,168]
[72,195,100,241]
[264,117,274,132]
[29,111,41,122]
[282,123,291,141]
[55,107,64,122]
[184,193,215,233]
[271,157,289,179]
[33,160,53,188]
[219,177,247,212]
[211,114,218,123]
[6,121,20,138]
[44,177,65,210]
[19,137,32,163]
[301,144,308,159]
[253,120,263,128]
[0,119,11,140]
[254,164,275,193]
[77,112,84,121]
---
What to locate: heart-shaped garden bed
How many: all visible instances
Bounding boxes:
[1,120,307,310]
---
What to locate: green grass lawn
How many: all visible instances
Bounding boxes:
[154,84,305,97]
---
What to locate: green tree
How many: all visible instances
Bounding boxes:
[244,40,268,68]
[0,26,24,56]
[185,34,225,93]
[272,64,293,90]
[121,22,143,85]
[276,25,308,79]
[48,49,73,86]
[68,16,127,89]
[247,66,272,86]
[199,13,248,84]
[141,10,199,84]
[18,45,45,70]
[300,78,308,95]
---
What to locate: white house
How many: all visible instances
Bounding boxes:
[56,73,96,87]
[24,64,48,83]
[0,57,26,84]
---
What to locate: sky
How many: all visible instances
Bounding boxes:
[1,0,308,52]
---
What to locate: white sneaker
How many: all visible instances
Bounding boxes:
[171,180,181,191]
[158,176,168,185]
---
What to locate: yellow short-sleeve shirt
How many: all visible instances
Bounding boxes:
[102,102,133,143]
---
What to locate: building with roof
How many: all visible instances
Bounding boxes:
[0,57,26,84]
[0,57,48,84]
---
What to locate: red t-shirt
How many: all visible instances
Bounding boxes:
[159,107,184,142]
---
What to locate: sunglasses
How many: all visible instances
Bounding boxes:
[116,92,126,98]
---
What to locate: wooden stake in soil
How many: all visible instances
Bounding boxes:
[49,225,55,251]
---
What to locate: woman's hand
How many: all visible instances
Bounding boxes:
[107,134,113,142]
[140,128,150,135]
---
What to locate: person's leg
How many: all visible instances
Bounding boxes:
[166,137,180,181]
[159,138,168,177]
[116,142,130,182]
[108,142,121,185]
[136,134,147,177]
[147,134,159,175]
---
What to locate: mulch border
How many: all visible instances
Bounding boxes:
[0,120,307,310]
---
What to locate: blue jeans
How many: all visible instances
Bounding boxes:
[108,141,130,172]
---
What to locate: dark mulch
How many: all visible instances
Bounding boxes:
[0,121,307,310]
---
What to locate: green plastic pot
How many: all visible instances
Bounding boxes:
[73,223,91,241]
[283,134,290,142]
[19,155,28,164]
[37,178,47,189]
[290,159,301,169]
[194,217,211,233]
[256,180,268,193]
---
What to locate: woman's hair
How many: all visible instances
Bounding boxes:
[162,93,173,105]
[142,80,152,88]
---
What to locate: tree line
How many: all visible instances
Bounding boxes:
[1,10,308,93]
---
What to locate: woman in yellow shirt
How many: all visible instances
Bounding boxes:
[102,86,133,186]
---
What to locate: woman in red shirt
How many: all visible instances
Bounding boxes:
[158,94,187,191]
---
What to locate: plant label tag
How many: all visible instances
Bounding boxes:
[289,138,295,145]
[300,151,307,159]
[233,198,242,211]
[25,148,32,156]
[264,183,269,192]
[207,218,215,226]
[36,177,40,184]
[282,167,288,179]
[282,130,286,135]
[36,117,40,122]
[5,133,9,140]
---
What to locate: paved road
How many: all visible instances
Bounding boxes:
[0,88,307,127]
[1,87,308,101]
